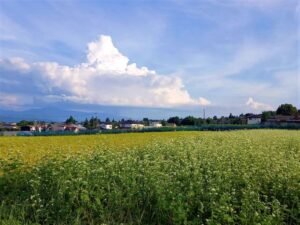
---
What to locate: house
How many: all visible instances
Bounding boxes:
[65,124,87,132]
[166,123,177,127]
[65,124,79,132]
[149,121,162,128]
[264,115,300,126]
[20,125,36,131]
[35,125,48,132]
[100,123,112,130]
[119,121,145,129]
[247,115,261,125]
[0,122,19,131]
[76,124,87,131]
[48,123,66,131]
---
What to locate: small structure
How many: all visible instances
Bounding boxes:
[166,123,177,127]
[35,125,48,132]
[0,123,19,131]
[48,123,66,131]
[65,124,87,132]
[119,121,145,129]
[149,121,162,128]
[100,123,113,130]
[20,125,36,132]
[65,124,79,132]
[265,115,300,126]
[247,115,261,125]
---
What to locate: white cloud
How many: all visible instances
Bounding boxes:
[0,94,18,107]
[246,97,273,111]
[0,57,30,72]
[199,97,211,106]
[0,93,32,109]
[0,35,210,108]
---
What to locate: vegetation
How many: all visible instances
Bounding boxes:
[0,130,299,224]
[83,117,101,130]
[262,111,277,122]
[276,104,298,116]
[65,116,77,125]
[16,120,34,127]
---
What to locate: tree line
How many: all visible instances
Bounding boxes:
[3,103,298,129]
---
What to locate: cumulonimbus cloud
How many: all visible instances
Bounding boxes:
[0,35,210,108]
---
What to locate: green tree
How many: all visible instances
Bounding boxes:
[262,111,276,122]
[206,117,213,124]
[89,117,100,129]
[276,104,297,116]
[167,116,181,126]
[65,116,77,124]
[143,118,150,126]
[83,118,90,129]
[17,120,34,127]
[161,119,167,126]
[181,116,196,126]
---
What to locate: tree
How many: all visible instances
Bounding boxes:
[206,117,213,124]
[261,111,276,122]
[143,118,149,126]
[161,119,167,126]
[17,120,34,127]
[83,118,90,129]
[65,116,77,124]
[167,116,181,126]
[276,104,297,116]
[105,118,110,123]
[181,116,197,126]
[89,116,100,129]
[229,113,235,119]
[196,118,205,125]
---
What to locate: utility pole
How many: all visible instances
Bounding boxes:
[203,108,206,120]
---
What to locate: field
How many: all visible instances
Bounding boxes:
[0,130,299,225]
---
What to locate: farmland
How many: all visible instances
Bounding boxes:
[0,130,299,224]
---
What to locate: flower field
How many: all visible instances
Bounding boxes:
[0,130,299,224]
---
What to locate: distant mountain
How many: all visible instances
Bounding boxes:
[0,104,190,122]
[0,107,94,122]
[0,102,242,122]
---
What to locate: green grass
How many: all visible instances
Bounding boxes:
[0,130,299,224]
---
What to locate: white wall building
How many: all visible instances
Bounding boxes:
[120,123,144,129]
[100,124,113,130]
[149,121,162,128]
[247,117,261,125]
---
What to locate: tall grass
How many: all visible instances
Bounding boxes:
[0,130,299,224]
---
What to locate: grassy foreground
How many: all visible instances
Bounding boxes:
[0,130,299,224]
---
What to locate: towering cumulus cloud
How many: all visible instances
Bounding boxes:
[0,35,210,108]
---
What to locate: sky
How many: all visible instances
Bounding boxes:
[0,0,299,119]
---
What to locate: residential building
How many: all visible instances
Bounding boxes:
[20,125,36,131]
[48,123,66,131]
[100,123,113,130]
[0,122,19,131]
[247,115,262,125]
[166,123,177,127]
[264,115,300,126]
[119,121,145,129]
[149,121,162,128]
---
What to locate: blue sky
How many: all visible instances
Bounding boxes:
[0,0,299,119]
